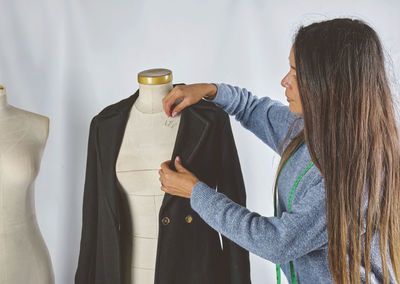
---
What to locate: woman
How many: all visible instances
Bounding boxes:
[158,18,400,283]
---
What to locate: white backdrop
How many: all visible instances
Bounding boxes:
[0,1,399,283]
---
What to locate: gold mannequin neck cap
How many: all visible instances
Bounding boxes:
[138,68,173,85]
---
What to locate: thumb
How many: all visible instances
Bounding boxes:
[174,156,187,173]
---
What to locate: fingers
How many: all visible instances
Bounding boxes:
[162,86,185,117]
[170,99,191,117]
[160,185,168,193]
[158,169,168,188]
[160,160,172,173]
[159,159,181,189]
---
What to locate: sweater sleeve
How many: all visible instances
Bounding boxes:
[203,83,302,155]
[189,178,328,265]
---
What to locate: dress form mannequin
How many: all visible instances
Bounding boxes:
[0,84,54,283]
[116,69,181,284]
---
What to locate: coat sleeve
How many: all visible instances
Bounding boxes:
[214,114,251,284]
[190,176,328,265]
[75,116,99,284]
[203,83,302,155]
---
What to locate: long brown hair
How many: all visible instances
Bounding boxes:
[274,18,400,283]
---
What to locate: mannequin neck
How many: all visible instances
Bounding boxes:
[135,82,173,114]
[0,85,8,110]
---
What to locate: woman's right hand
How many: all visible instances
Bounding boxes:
[162,83,218,117]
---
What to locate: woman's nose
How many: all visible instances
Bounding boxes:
[281,75,289,88]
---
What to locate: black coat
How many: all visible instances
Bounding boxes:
[75,84,251,284]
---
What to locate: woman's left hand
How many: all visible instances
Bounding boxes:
[159,156,199,199]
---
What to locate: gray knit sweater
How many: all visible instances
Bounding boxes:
[189,83,396,283]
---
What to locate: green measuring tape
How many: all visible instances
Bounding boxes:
[274,141,314,284]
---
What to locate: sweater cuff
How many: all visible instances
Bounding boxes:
[190,180,217,213]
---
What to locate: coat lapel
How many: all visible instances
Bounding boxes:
[95,84,211,220]
[160,98,211,213]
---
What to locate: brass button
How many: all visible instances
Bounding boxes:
[185,214,193,223]
[161,216,170,225]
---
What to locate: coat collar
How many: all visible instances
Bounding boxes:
[95,83,211,218]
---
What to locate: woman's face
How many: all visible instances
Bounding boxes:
[281,46,303,114]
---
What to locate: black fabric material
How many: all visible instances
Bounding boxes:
[75,83,251,284]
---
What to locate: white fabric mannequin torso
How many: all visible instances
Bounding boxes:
[0,85,55,284]
[116,82,181,284]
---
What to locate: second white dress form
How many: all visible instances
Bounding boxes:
[0,85,54,284]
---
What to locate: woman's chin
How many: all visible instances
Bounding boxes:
[288,104,302,115]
